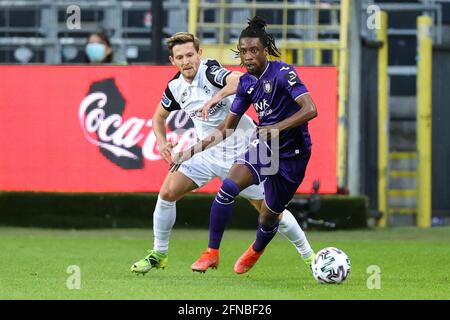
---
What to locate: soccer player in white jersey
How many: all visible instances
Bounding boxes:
[130,32,314,274]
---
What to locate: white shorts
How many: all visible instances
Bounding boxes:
[178,149,264,200]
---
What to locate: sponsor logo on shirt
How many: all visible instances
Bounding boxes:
[187,101,226,119]
[254,99,273,117]
[255,99,270,111]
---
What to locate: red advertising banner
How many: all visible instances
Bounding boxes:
[0,65,337,194]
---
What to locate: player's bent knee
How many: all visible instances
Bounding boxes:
[217,178,241,199]
[259,215,278,227]
[248,199,264,212]
[157,194,176,208]
[159,186,182,202]
[259,205,280,227]
[227,164,254,190]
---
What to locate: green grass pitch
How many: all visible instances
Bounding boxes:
[1,226,449,300]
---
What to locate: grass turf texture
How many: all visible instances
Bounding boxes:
[1,227,449,300]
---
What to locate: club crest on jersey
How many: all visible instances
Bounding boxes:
[264,80,272,93]
[181,89,189,103]
[203,85,211,95]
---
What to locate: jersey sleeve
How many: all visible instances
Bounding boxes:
[230,80,251,116]
[279,66,309,100]
[160,86,181,112]
[205,59,232,88]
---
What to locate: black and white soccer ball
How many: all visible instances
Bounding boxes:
[312,247,351,284]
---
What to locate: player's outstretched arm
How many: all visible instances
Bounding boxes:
[153,103,177,164]
[170,112,242,172]
[201,71,243,120]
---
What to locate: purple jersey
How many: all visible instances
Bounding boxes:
[230,61,312,158]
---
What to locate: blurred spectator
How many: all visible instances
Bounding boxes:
[84,31,113,63]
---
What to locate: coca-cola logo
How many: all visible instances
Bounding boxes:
[79,78,196,169]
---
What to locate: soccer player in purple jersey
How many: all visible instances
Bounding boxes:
[172,16,318,274]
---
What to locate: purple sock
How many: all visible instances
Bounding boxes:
[252,220,280,252]
[208,179,240,249]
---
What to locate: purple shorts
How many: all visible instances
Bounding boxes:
[235,138,310,214]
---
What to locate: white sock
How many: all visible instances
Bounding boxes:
[278,209,313,259]
[153,195,176,254]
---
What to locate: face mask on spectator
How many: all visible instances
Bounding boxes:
[85,43,106,62]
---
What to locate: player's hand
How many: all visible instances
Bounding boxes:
[158,141,178,165]
[257,125,281,142]
[199,97,219,120]
[169,149,192,173]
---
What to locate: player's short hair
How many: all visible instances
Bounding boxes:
[236,16,281,58]
[166,32,200,57]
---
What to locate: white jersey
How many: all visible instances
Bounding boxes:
[160,59,255,161]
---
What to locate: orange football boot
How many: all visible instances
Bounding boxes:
[191,248,220,273]
[234,242,264,274]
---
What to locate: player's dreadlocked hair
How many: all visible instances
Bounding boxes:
[233,16,281,59]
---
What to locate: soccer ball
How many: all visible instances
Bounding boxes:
[312,247,351,284]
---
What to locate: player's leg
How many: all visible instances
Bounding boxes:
[191,163,254,272]
[234,156,311,274]
[253,200,281,252]
[131,152,219,275]
[246,197,314,268]
[131,170,197,274]
[234,200,280,274]
[209,164,254,249]
[152,170,198,253]
[277,208,315,268]
[275,155,315,268]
